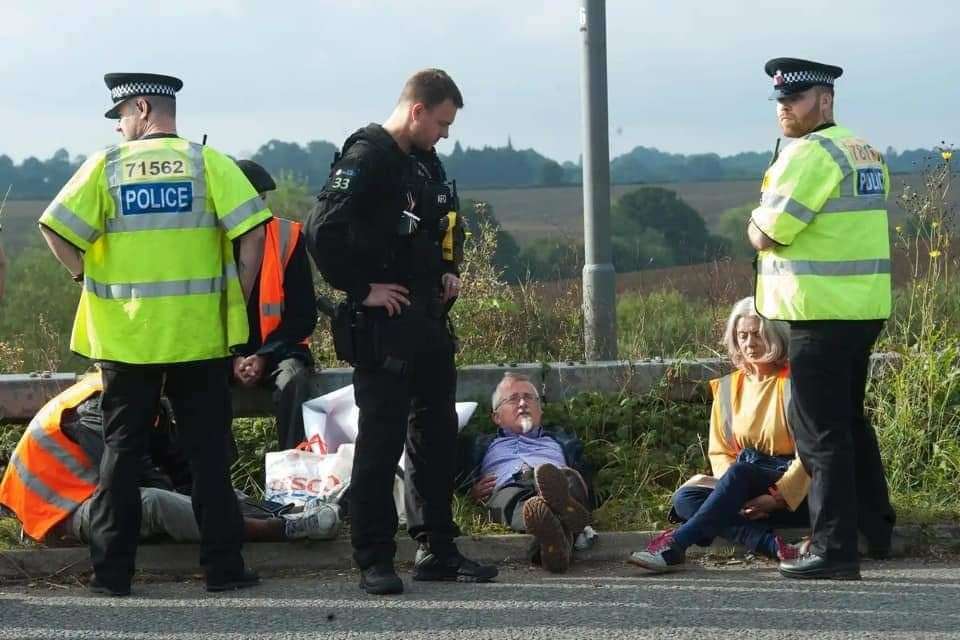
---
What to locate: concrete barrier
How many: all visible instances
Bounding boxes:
[1,353,900,424]
[0,359,728,423]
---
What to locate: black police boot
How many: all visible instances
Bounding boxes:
[412,542,499,583]
[359,563,404,595]
[206,567,261,592]
[779,553,861,580]
[87,575,131,597]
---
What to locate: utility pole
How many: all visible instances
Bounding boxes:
[579,0,617,360]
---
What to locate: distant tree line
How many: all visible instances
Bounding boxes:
[2,140,943,200]
[468,187,731,282]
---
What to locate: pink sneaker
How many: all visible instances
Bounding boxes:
[775,535,802,561]
[645,528,676,553]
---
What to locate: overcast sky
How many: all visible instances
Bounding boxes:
[2,1,957,164]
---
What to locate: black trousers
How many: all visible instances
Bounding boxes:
[350,310,460,570]
[268,356,315,451]
[788,320,896,562]
[90,359,244,587]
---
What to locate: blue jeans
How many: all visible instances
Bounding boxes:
[670,457,810,557]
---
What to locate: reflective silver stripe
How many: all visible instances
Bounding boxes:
[104,210,218,233]
[819,196,886,214]
[9,455,83,513]
[45,202,101,244]
[760,192,815,224]
[806,134,855,196]
[26,421,98,485]
[261,302,283,317]
[782,378,792,418]
[84,264,239,299]
[220,196,265,233]
[187,143,208,216]
[104,145,123,189]
[757,258,891,277]
[718,374,734,448]
[277,218,292,260]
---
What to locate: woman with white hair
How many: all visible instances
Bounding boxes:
[629,296,810,573]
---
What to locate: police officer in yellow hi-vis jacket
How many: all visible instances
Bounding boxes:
[747,58,896,580]
[38,73,272,596]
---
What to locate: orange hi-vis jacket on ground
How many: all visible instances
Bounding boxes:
[0,375,102,540]
[259,217,309,346]
[708,366,811,511]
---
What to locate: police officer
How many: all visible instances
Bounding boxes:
[747,58,896,580]
[38,73,271,595]
[305,68,496,595]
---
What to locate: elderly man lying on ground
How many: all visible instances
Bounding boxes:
[460,373,594,573]
[0,372,338,547]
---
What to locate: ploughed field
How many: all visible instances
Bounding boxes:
[463,173,939,246]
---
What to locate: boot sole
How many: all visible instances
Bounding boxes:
[359,581,404,594]
[411,572,496,583]
[523,497,570,573]
[87,584,131,597]
[778,566,862,581]
[206,578,261,592]
[534,464,591,534]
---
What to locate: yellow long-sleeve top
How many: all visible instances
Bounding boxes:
[707,368,810,511]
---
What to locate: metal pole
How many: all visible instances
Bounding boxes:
[579,0,616,360]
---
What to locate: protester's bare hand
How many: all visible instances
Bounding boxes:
[441,273,461,304]
[741,494,782,520]
[470,474,497,504]
[238,355,267,386]
[362,283,411,317]
[232,356,247,383]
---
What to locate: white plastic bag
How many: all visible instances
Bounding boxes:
[264,444,355,507]
[302,384,479,455]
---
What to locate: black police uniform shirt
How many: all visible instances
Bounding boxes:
[304,124,457,303]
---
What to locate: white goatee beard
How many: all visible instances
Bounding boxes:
[519,416,534,433]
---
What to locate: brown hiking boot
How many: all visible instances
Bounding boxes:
[534,463,591,534]
[522,496,571,573]
[560,467,590,509]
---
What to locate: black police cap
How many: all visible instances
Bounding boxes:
[764,58,842,100]
[236,160,277,194]
[103,73,183,119]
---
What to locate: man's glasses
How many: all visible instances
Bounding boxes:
[495,392,539,410]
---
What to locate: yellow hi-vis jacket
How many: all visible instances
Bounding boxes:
[39,137,272,364]
[0,375,102,540]
[751,124,891,321]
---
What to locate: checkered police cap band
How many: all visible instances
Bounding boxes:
[110,82,177,101]
[774,69,836,87]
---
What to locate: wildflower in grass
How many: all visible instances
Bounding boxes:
[929,250,942,258]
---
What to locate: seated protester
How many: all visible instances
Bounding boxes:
[233,160,319,450]
[0,372,338,546]
[462,373,593,573]
[629,296,810,573]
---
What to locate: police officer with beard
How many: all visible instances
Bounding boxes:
[305,69,497,595]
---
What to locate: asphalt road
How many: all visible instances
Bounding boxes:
[1,558,959,639]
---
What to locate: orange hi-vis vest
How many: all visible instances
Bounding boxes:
[711,366,793,451]
[259,217,309,346]
[0,375,102,540]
